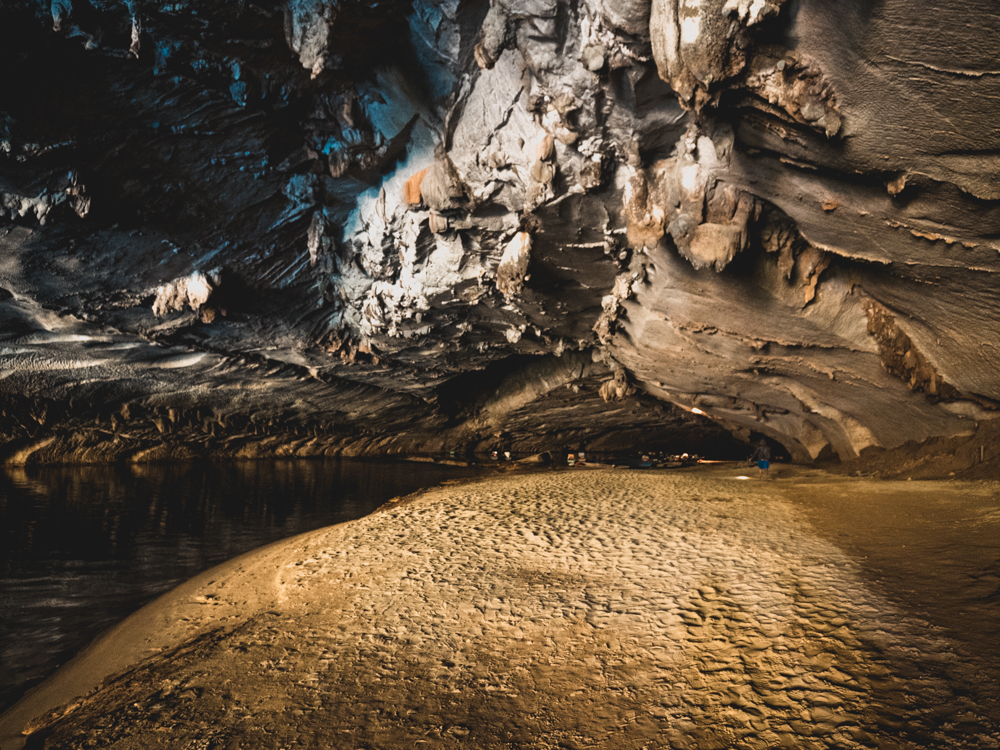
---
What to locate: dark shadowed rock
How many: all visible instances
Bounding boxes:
[0,0,997,471]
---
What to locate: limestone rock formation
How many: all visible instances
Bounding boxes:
[0,0,997,469]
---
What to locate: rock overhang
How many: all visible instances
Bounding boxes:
[0,0,997,470]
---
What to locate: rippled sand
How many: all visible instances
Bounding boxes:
[3,467,999,749]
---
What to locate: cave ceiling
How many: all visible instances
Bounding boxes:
[0,0,998,463]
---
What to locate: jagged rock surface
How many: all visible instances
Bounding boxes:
[0,0,997,466]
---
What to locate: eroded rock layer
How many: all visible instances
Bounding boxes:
[1,0,998,465]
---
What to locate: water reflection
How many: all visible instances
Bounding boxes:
[0,459,478,712]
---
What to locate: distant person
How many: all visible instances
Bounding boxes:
[752,439,771,479]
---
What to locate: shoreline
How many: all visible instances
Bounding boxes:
[0,457,487,719]
[0,523,337,750]
[4,467,998,749]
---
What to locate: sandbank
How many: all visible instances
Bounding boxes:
[2,467,998,749]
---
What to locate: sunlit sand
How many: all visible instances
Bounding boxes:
[3,467,998,749]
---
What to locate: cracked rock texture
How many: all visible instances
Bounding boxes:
[0,0,998,466]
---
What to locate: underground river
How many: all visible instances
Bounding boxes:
[0,459,481,714]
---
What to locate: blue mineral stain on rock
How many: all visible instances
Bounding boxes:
[408,0,460,103]
[230,80,249,107]
[153,39,181,75]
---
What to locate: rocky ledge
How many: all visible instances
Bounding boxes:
[1,0,998,471]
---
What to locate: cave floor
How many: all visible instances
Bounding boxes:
[3,467,999,750]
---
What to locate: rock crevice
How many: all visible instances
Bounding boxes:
[0,0,997,470]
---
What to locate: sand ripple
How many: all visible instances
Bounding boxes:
[9,470,1000,749]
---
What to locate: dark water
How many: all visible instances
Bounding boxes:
[0,458,480,713]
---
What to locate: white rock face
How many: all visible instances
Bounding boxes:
[151,271,219,317]
[496,231,532,300]
[0,0,998,468]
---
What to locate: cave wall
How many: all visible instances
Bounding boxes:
[0,0,997,464]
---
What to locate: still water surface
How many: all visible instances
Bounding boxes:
[0,459,479,713]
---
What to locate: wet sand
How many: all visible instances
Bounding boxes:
[2,467,998,749]
[786,474,1000,676]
